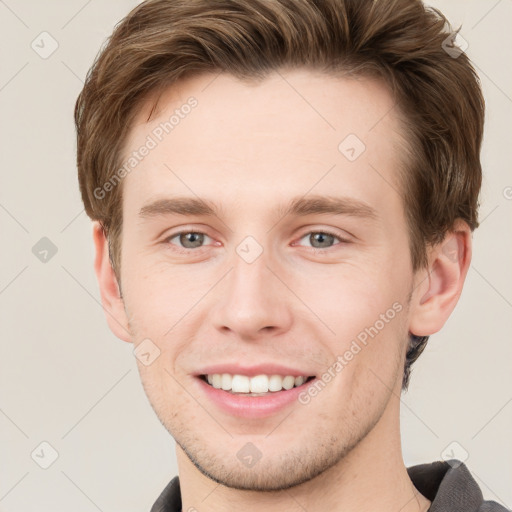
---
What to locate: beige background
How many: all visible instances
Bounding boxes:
[0,1,511,510]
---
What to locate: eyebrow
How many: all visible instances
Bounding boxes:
[139,194,378,221]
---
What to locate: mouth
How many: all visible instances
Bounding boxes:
[198,373,316,396]
[193,365,319,418]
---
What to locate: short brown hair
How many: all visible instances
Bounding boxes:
[75,0,484,390]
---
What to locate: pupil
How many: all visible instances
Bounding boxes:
[181,232,203,248]
[311,232,333,248]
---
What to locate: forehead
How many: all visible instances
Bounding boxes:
[120,69,407,218]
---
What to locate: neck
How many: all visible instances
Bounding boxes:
[175,392,431,512]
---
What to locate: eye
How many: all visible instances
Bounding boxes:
[165,231,214,250]
[296,230,347,250]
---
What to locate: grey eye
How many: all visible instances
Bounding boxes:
[168,232,210,249]
[300,232,339,249]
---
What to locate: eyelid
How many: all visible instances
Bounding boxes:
[164,229,213,242]
[160,223,218,241]
[163,229,216,251]
[293,228,352,248]
[162,225,352,254]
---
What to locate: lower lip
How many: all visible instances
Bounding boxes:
[195,377,317,419]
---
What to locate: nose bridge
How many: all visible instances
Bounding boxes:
[230,237,278,311]
[211,234,293,337]
[233,239,271,295]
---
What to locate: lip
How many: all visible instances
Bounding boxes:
[194,363,315,378]
[194,375,318,419]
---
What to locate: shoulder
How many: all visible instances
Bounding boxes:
[150,476,182,512]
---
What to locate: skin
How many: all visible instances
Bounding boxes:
[93,69,471,511]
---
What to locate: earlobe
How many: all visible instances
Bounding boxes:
[92,221,132,343]
[409,220,472,337]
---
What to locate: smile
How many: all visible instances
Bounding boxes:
[195,373,318,418]
[201,373,315,395]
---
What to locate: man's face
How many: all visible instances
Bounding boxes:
[117,70,417,490]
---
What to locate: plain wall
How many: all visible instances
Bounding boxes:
[1,1,511,510]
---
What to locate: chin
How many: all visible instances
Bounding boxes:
[175,433,352,492]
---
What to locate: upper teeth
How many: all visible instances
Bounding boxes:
[206,374,308,393]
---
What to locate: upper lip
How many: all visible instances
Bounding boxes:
[194,363,316,378]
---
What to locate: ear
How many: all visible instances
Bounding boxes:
[92,221,132,343]
[409,219,472,337]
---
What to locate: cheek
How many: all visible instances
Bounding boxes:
[123,260,206,332]
[310,267,409,394]
[306,263,407,335]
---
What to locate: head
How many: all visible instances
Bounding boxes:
[75,0,484,492]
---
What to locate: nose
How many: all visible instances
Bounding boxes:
[210,243,294,341]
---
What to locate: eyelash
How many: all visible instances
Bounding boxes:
[163,231,216,254]
[296,230,351,251]
[163,229,350,254]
